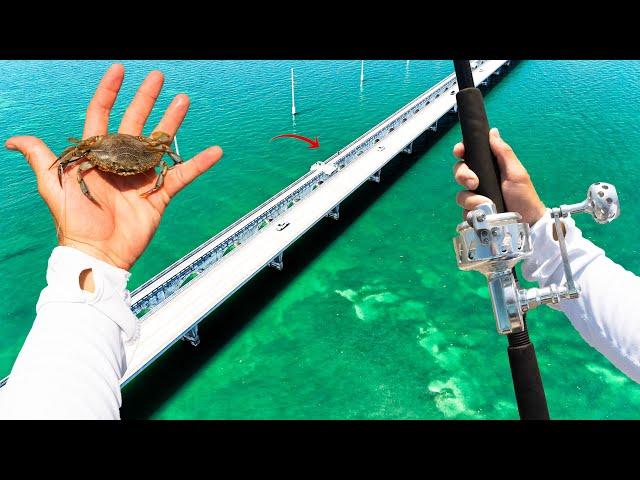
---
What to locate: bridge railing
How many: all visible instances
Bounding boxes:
[130,60,488,320]
[130,169,330,319]
[323,60,486,173]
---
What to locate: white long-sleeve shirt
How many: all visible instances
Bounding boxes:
[522,210,640,383]
[0,246,138,419]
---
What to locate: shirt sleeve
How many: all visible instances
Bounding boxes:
[0,246,139,420]
[522,210,640,383]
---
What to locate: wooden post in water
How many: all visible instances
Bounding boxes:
[291,68,297,116]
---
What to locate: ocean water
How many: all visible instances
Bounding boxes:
[1,60,639,419]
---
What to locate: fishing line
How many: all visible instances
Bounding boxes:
[57,156,69,245]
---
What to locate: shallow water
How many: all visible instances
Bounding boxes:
[1,60,639,419]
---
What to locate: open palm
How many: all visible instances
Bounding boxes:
[5,64,223,271]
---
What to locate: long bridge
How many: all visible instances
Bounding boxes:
[0,60,511,389]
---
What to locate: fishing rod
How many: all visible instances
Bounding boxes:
[451,60,620,419]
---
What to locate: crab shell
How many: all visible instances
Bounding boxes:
[69,132,174,175]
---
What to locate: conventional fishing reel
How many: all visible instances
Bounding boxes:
[453,182,620,334]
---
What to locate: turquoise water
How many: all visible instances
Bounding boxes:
[1,60,640,419]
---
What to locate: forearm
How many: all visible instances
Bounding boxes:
[0,246,138,419]
[522,211,640,382]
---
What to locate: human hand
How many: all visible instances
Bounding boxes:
[453,127,546,225]
[5,63,223,272]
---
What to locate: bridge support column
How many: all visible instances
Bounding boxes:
[402,142,413,154]
[453,103,458,113]
[369,170,381,183]
[182,325,201,347]
[269,252,284,271]
[326,204,340,220]
[429,120,438,132]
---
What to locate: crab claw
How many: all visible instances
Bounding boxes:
[150,131,172,143]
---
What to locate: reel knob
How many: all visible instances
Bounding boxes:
[586,182,619,224]
[559,182,620,224]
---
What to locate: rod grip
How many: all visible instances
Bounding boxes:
[507,342,550,420]
[455,87,506,213]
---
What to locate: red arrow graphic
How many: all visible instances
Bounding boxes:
[271,133,320,149]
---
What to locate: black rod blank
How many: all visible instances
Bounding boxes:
[454,60,475,90]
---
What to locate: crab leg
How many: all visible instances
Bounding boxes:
[144,144,185,167]
[57,150,91,186]
[49,146,76,171]
[140,161,169,197]
[76,160,97,202]
[165,149,184,166]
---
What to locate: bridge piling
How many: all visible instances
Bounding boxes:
[269,252,284,271]
[326,205,340,220]
[182,325,201,347]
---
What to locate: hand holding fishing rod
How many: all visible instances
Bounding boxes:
[452,60,620,419]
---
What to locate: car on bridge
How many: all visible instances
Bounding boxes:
[276,222,290,231]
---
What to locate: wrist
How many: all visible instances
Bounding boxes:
[41,246,139,343]
[528,202,547,227]
[59,239,130,271]
[44,246,132,299]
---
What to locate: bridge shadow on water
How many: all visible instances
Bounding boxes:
[120,64,514,419]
